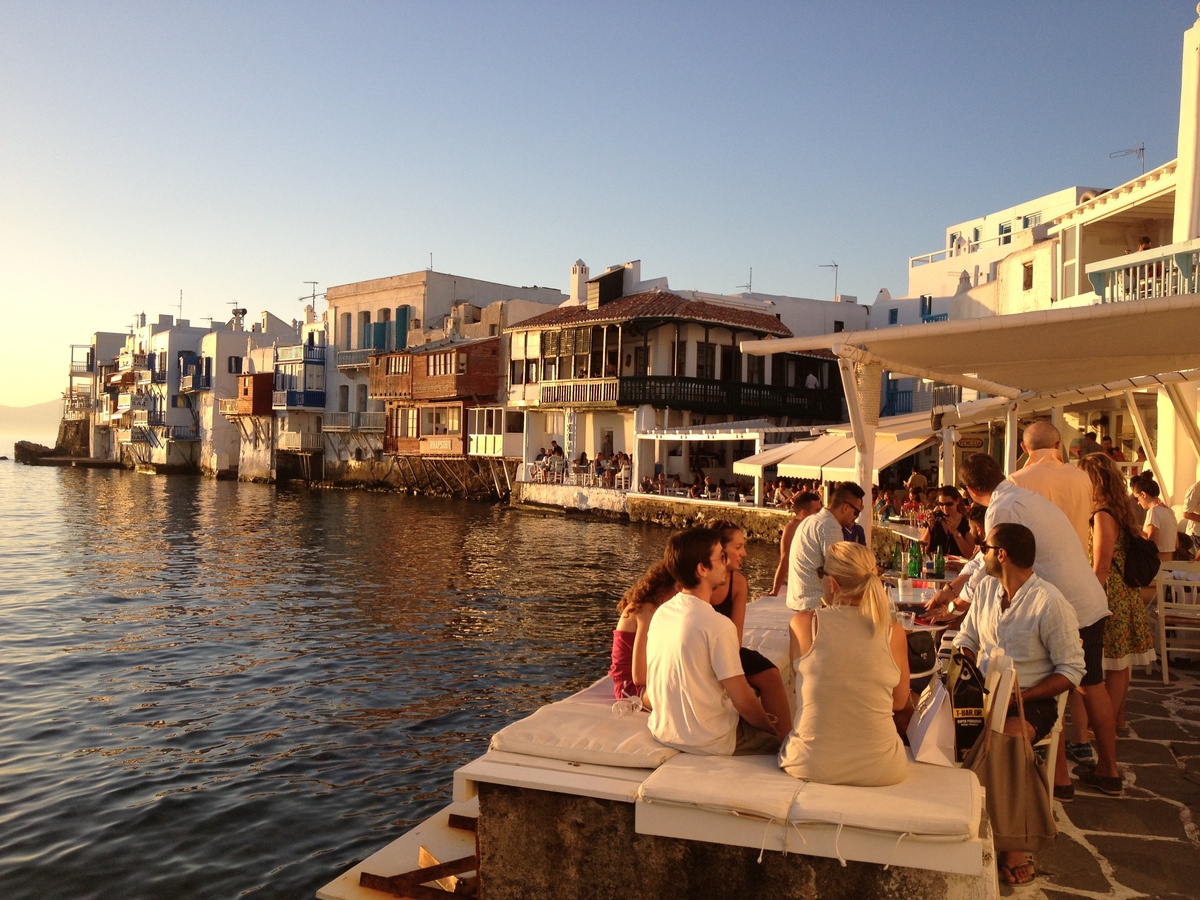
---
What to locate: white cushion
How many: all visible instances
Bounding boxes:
[638,754,980,839]
[489,677,678,769]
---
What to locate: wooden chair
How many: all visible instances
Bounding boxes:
[1155,561,1200,684]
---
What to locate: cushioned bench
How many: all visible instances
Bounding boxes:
[454,596,994,896]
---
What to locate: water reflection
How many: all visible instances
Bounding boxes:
[0,463,777,898]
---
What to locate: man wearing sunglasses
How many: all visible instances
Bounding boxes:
[953,522,1085,886]
[786,481,867,611]
[933,453,1120,800]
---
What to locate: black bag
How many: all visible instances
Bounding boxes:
[907,630,937,675]
[946,651,987,762]
[1122,526,1161,588]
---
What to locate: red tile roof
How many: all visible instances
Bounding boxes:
[506,290,793,337]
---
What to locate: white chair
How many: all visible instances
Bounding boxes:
[614,466,632,491]
[1155,561,1200,684]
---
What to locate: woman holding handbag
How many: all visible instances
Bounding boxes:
[1076,454,1156,740]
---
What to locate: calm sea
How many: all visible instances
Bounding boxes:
[0,460,776,899]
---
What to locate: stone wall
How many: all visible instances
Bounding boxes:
[477,783,994,900]
[627,495,793,544]
[513,481,631,515]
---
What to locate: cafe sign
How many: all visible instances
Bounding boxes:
[956,437,985,449]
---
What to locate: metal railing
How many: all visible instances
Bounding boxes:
[1085,239,1200,303]
[277,345,325,364]
[336,348,374,368]
[921,313,948,323]
[615,376,843,419]
[180,374,211,391]
[272,389,326,410]
[69,361,92,374]
[278,432,324,451]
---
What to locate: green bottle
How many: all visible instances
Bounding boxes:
[892,543,904,574]
[907,540,921,577]
[934,545,945,578]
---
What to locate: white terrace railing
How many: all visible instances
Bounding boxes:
[1085,237,1200,303]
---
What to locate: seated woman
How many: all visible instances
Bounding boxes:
[779,541,911,786]
[711,521,793,732]
[609,562,677,705]
[920,486,976,557]
[1132,474,1178,562]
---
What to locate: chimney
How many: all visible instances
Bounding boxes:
[569,259,589,304]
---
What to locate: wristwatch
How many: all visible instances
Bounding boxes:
[947,600,960,615]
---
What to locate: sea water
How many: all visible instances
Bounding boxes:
[0,462,776,898]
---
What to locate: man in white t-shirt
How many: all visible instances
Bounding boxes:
[786,482,867,611]
[1182,478,1200,553]
[646,528,786,755]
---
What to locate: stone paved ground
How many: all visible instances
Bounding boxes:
[1006,665,1200,898]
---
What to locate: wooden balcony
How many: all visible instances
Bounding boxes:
[278,432,324,451]
[617,376,843,419]
[538,377,619,407]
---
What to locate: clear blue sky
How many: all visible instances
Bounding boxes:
[1,1,1194,406]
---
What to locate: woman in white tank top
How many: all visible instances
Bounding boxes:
[778,542,911,786]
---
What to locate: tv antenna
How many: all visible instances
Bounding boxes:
[177,289,183,321]
[1109,142,1145,174]
[737,267,753,294]
[299,282,323,306]
[819,261,839,299]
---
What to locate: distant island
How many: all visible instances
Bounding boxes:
[0,399,62,453]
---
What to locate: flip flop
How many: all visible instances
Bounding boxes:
[999,855,1037,885]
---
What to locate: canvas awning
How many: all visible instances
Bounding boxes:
[758,434,858,479]
[813,435,938,482]
[731,439,816,478]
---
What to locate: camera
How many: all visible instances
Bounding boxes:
[933,510,946,521]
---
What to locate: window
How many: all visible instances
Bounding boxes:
[456,353,467,375]
[510,359,525,385]
[719,345,738,382]
[920,295,932,318]
[633,346,648,377]
[1022,262,1034,291]
[338,385,349,412]
[696,342,716,379]
[227,356,243,374]
[746,355,764,384]
[998,221,1012,246]
[1022,212,1041,229]
[525,359,538,383]
[391,408,418,438]
[833,321,844,333]
[888,308,898,325]
[356,384,368,411]
[672,340,687,376]
[386,355,409,375]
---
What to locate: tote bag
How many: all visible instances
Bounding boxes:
[960,675,1057,853]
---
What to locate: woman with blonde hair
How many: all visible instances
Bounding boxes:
[1077,454,1156,734]
[778,541,911,786]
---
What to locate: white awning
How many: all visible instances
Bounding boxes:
[732,440,815,478]
[740,293,1200,398]
[768,434,858,479]
[816,435,938,482]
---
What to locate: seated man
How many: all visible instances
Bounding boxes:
[952,522,1085,886]
[645,528,787,755]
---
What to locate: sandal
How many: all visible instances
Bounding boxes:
[999,855,1037,885]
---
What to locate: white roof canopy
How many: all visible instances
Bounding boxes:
[741,294,1200,398]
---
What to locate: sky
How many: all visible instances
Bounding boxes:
[1,1,1196,407]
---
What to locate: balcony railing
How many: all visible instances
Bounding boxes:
[324,411,387,432]
[616,376,843,420]
[69,360,92,374]
[132,409,166,427]
[180,374,211,392]
[1086,239,1200,303]
[168,425,200,441]
[881,389,913,417]
[539,378,620,406]
[278,432,324,451]
[118,352,147,371]
[272,389,326,410]
[277,345,325,364]
[218,398,241,417]
[921,313,948,323]
[336,348,375,369]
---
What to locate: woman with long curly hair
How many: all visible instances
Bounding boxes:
[1077,454,1156,731]
[778,541,911,786]
[609,562,677,705]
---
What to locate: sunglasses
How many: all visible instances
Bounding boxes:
[978,541,1001,554]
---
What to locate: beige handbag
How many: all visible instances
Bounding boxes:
[960,675,1057,853]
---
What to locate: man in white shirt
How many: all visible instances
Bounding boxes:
[646,528,786,755]
[786,482,866,611]
[953,522,1085,886]
[1008,421,1093,552]
[931,453,1121,797]
[1182,478,1200,553]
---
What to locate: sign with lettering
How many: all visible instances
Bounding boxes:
[956,437,985,449]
